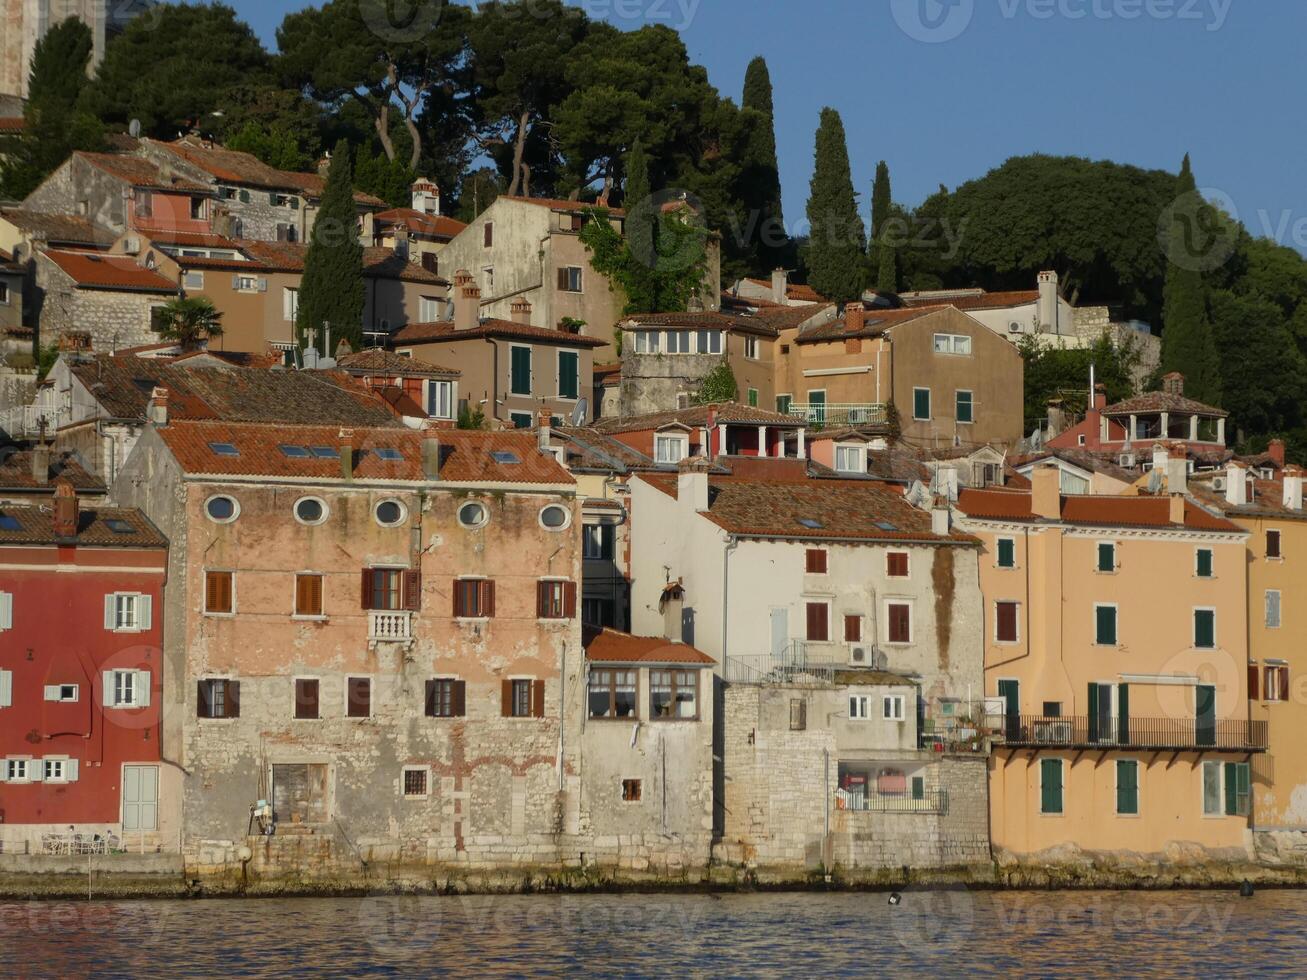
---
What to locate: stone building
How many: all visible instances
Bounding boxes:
[32,248,175,351]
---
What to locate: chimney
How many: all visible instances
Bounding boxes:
[677,457,710,513]
[1170,490,1187,526]
[1284,466,1304,511]
[1046,399,1066,439]
[411,178,440,216]
[1163,372,1185,397]
[52,479,78,538]
[453,270,480,330]
[771,268,788,304]
[338,428,355,482]
[1226,461,1248,507]
[393,223,409,260]
[422,430,442,480]
[1269,439,1287,468]
[510,298,533,326]
[31,441,50,486]
[931,496,951,536]
[844,304,865,335]
[1151,442,1169,475]
[148,386,168,427]
[537,408,552,453]
[662,582,684,644]
[1093,384,1107,411]
[1167,446,1188,497]
[1031,464,1061,520]
[1037,271,1059,333]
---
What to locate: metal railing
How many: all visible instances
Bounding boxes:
[724,645,842,686]
[835,789,949,815]
[368,611,412,643]
[0,404,53,439]
[787,403,887,429]
[996,715,1268,752]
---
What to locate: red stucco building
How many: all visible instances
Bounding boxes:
[0,481,168,852]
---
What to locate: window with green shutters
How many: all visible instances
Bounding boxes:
[1224,762,1251,816]
[1097,542,1116,573]
[1194,609,1215,649]
[776,395,792,415]
[1116,760,1139,815]
[1040,758,1064,814]
[911,776,924,800]
[1094,605,1118,646]
[1196,548,1213,578]
[996,538,1016,569]
[748,388,758,407]
[510,345,532,395]
[955,390,974,424]
[557,350,578,399]
[913,387,931,421]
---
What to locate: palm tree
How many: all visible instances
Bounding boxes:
[154,296,224,348]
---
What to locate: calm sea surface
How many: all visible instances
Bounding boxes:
[0,888,1302,977]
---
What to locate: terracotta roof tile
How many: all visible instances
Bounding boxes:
[1,208,115,245]
[590,402,801,435]
[337,349,459,378]
[137,230,240,249]
[1102,391,1228,418]
[373,208,467,240]
[956,488,1241,531]
[42,250,176,292]
[902,289,1039,311]
[499,195,626,217]
[584,627,715,665]
[0,503,165,547]
[797,305,943,343]
[393,318,606,348]
[1189,474,1307,522]
[0,118,24,133]
[744,277,826,303]
[0,449,105,493]
[79,151,211,192]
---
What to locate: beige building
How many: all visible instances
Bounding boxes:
[0,0,151,98]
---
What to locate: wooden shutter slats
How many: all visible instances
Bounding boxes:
[403,570,422,611]
[197,680,211,718]
[452,680,466,717]
[228,680,240,718]
[361,569,373,610]
[501,678,512,717]
[532,679,545,718]
[564,581,577,619]
[425,679,437,717]
[484,580,496,617]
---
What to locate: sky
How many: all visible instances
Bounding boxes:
[233,0,1307,252]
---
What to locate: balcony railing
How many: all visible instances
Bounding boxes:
[724,643,844,686]
[996,715,1267,752]
[786,403,887,430]
[368,610,412,643]
[0,404,54,439]
[835,789,949,815]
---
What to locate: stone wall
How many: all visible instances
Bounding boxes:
[619,350,720,417]
[1072,308,1160,392]
[34,255,164,351]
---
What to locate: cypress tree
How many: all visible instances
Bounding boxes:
[1160,154,1222,407]
[805,108,866,304]
[877,238,898,294]
[741,56,785,266]
[624,139,654,269]
[870,161,892,245]
[297,139,365,353]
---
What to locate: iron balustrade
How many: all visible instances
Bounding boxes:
[996,715,1267,752]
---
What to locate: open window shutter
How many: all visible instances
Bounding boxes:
[452,581,462,617]
[139,595,152,630]
[1225,762,1239,815]
[1248,663,1260,701]
[44,685,61,701]
[1087,684,1099,741]
[135,671,151,707]
[501,679,512,717]
[532,679,545,718]
[557,268,568,290]
[0,592,11,629]
[361,569,373,610]
[104,595,116,630]
[403,570,422,611]
[197,680,211,718]
[0,765,7,783]
[484,581,496,617]
[102,670,114,707]
[0,670,11,707]
[1118,683,1129,743]
[65,759,78,782]
[425,680,436,717]
[564,582,577,619]
[535,581,546,619]
[228,680,240,718]
[452,680,466,717]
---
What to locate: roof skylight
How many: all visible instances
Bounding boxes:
[491,451,520,464]
[105,519,134,534]
[208,442,240,457]
[797,518,823,530]
[309,446,340,459]
[0,515,20,531]
[374,448,404,461]
[279,445,311,458]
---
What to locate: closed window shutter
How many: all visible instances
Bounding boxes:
[0,669,11,707]
[104,595,116,630]
[888,553,908,576]
[484,580,496,617]
[805,550,826,573]
[452,680,466,717]
[1195,610,1215,648]
[403,571,422,611]
[1096,606,1116,645]
[197,681,211,718]
[1267,591,1281,628]
[532,679,545,718]
[0,592,11,629]
[889,604,910,643]
[228,680,240,718]
[425,680,437,717]
[996,602,1017,642]
[135,670,150,707]
[1041,759,1062,813]
[844,615,860,643]
[1117,761,1137,814]
[805,603,825,642]
[501,679,512,717]
[1118,683,1130,742]
[361,569,374,610]
[1197,550,1212,576]
[1225,762,1238,815]
[1087,683,1100,742]
[997,539,1014,567]
[564,582,577,619]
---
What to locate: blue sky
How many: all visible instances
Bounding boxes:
[235,0,1306,250]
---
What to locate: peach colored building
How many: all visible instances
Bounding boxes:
[956,464,1264,862]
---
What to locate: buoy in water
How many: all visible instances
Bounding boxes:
[888,892,902,906]
[1240,880,1255,898]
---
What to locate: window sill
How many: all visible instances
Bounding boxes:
[424,714,467,721]
[292,615,328,623]
[589,715,640,722]
[456,616,491,624]
[649,716,701,723]
[202,612,236,620]
[197,716,238,723]
[109,627,148,634]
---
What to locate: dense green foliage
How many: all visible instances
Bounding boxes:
[695,362,738,404]
[155,297,225,348]
[581,201,709,316]
[225,122,310,172]
[739,57,787,271]
[296,141,365,351]
[805,108,866,304]
[1018,334,1140,429]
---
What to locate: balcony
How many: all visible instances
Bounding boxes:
[368,610,412,643]
[996,715,1267,753]
[835,789,949,815]
[786,403,887,430]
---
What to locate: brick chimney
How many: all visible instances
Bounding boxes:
[844,305,865,335]
[510,298,532,326]
[422,430,442,481]
[148,387,168,427]
[537,408,552,453]
[1269,439,1286,468]
[771,268,788,304]
[1163,372,1185,397]
[1093,384,1107,411]
[1167,445,1188,497]
[30,441,50,486]
[1284,465,1304,511]
[1046,399,1066,439]
[1031,463,1061,520]
[453,270,480,330]
[338,428,355,482]
[52,478,78,538]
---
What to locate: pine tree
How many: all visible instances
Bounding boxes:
[1160,154,1222,407]
[297,140,365,353]
[741,56,786,268]
[805,108,866,304]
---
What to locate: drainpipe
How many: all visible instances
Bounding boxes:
[720,534,738,662]
[558,639,567,791]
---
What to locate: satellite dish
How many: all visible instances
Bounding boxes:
[128,119,141,138]
[569,398,588,427]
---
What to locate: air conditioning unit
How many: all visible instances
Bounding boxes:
[1119,453,1135,468]
[849,647,866,664]
[1033,721,1072,743]
[122,236,141,255]
[1213,476,1227,492]
[1008,321,1022,333]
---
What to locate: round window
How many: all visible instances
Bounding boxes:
[458,501,488,529]
[375,499,406,527]
[294,497,327,525]
[205,495,238,523]
[539,504,571,530]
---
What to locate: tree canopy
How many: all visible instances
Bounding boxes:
[805,108,866,304]
[296,140,365,352]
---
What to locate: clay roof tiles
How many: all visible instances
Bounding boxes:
[1101,391,1229,418]
[955,488,1241,531]
[373,207,467,240]
[392,318,607,347]
[584,626,715,665]
[589,402,801,435]
[337,349,459,378]
[42,250,177,292]
[0,450,105,493]
[0,208,116,246]
[0,503,165,547]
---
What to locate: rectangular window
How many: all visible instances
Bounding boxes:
[933,333,972,356]
[582,597,615,628]
[849,695,870,720]
[510,411,533,429]
[805,549,828,574]
[1116,760,1139,815]
[747,388,759,408]
[1097,542,1116,573]
[403,768,428,798]
[43,684,78,702]
[744,336,760,359]
[1095,605,1118,646]
[912,387,931,421]
[583,524,615,560]
[997,538,1016,569]
[883,694,906,721]
[633,330,661,354]
[555,266,582,292]
[282,287,299,322]
[844,615,861,643]
[107,592,151,632]
[654,434,688,464]
[454,579,495,618]
[426,380,453,418]
[483,222,493,247]
[418,296,441,321]
[1194,609,1216,649]
[183,270,204,290]
[1225,761,1251,816]
[790,698,807,731]
[425,678,465,718]
[205,571,234,615]
[346,677,371,718]
[5,759,28,782]
[776,394,792,415]
[537,580,575,619]
[622,778,642,802]
[506,678,538,718]
[955,390,974,424]
[805,602,830,642]
[510,345,532,395]
[996,601,1020,643]
[1203,761,1223,815]
[558,350,579,399]
[1264,664,1289,703]
[1267,530,1282,559]
[196,679,240,720]
[886,552,909,577]
[664,330,690,353]
[696,330,722,355]
[887,602,912,644]
[106,669,149,709]
[1040,758,1064,814]
[295,574,324,618]
[272,763,329,825]
[588,669,637,719]
[294,678,320,720]
[365,568,405,611]
[1196,548,1213,578]
[1266,590,1282,629]
[650,670,698,719]
[834,445,864,473]
[43,758,76,783]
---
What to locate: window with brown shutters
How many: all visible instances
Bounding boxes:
[1267,530,1282,559]
[503,678,540,717]
[805,549,828,574]
[361,568,403,610]
[887,552,909,577]
[996,601,1019,643]
[346,677,371,718]
[483,222,493,247]
[425,678,465,717]
[403,570,422,611]
[454,579,495,618]
[844,615,861,643]
[294,678,319,719]
[537,580,576,619]
[887,602,912,644]
[205,571,233,614]
[197,678,239,719]
[1248,662,1260,701]
[295,574,324,617]
[806,602,829,642]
